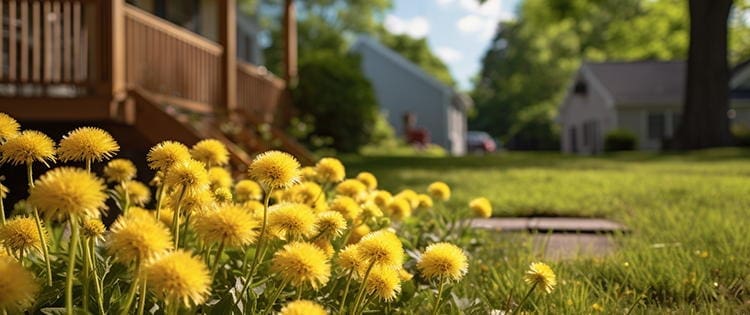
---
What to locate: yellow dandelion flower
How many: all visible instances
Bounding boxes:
[312,238,335,258]
[103,158,136,183]
[147,141,191,171]
[0,130,56,166]
[398,268,413,281]
[524,262,556,294]
[356,172,378,191]
[57,127,119,162]
[337,244,364,273]
[271,241,331,289]
[329,196,362,221]
[243,200,264,214]
[314,211,347,239]
[164,159,209,194]
[427,181,451,201]
[81,219,105,238]
[387,197,412,221]
[364,265,401,302]
[299,166,318,182]
[417,243,468,282]
[157,207,176,228]
[213,187,233,204]
[417,194,433,209]
[357,230,404,268]
[107,214,173,264]
[248,150,300,190]
[127,207,155,221]
[361,202,384,218]
[268,203,317,240]
[171,189,214,215]
[208,167,233,190]
[0,217,43,253]
[0,113,20,141]
[235,179,263,202]
[28,167,106,220]
[116,180,152,206]
[347,224,371,245]
[469,197,492,218]
[395,189,419,209]
[335,179,367,200]
[284,181,323,206]
[279,300,327,315]
[270,190,286,203]
[193,204,258,247]
[190,139,229,167]
[315,157,345,183]
[371,190,392,208]
[0,256,40,312]
[145,250,211,307]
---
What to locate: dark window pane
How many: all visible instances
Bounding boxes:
[648,113,665,140]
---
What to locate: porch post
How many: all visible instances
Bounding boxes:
[218,0,237,112]
[99,0,126,99]
[283,0,297,86]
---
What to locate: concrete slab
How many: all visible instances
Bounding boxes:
[533,234,617,260]
[471,217,627,233]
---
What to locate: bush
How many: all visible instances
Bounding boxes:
[731,124,750,147]
[604,129,637,152]
[292,51,378,153]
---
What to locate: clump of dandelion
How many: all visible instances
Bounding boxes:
[208,167,233,190]
[329,196,362,222]
[338,244,364,273]
[0,256,40,313]
[243,200,264,214]
[284,181,323,206]
[271,241,331,290]
[107,214,173,265]
[147,141,191,171]
[235,179,262,202]
[469,197,492,218]
[417,194,433,209]
[213,187,233,204]
[165,159,209,195]
[387,197,412,221]
[299,166,318,182]
[351,230,404,311]
[427,181,451,201]
[418,242,468,315]
[81,219,105,239]
[315,157,345,183]
[193,204,259,276]
[364,265,401,302]
[371,190,392,208]
[57,127,119,168]
[0,130,56,167]
[190,139,229,167]
[394,189,419,209]
[361,202,384,219]
[356,172,377,191]
[314,211,347,240]
[103,158,137,183]
[268,203,317,240]
[279,300,327,315]
[145,250,211,309]
[336,179,367,200]
[0,216,43,258]
[28,167,107,220]
[347,224,371,245]
[248,150,300,191]
[115,180,152,207]
[0,113,20,141]
[172,189,214,216]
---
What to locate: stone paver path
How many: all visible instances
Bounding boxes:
[472,217,628,260]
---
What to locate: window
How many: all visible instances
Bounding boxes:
[672,112,682,134]
[569,127,578,153]
[648,113,666,140]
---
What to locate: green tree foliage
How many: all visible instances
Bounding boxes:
[377,32,457,87]
[292,52,378,152]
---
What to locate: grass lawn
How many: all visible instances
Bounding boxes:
[343,149,750,313]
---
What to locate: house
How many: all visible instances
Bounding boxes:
[557,60,750,154]
[0,0,313,171]
[351,36,472,156]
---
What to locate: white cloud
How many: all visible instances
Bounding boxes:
[436,0,454,7]
[384,14,431,38]
[451,0,513,40]
[435,47,464,63]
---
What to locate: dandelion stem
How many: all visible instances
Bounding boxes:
[1,197,6,225]
[88,238,105,315]
[83,237,92,313]
[171,186,187,248]
[155,183,166,221]
[431,277,447,315]
[261,278,289,315]
[351,261,375,315]
[241,188,273,302]
[210,238,227,280]
[137,276,148,315]
[66,215,81,315]
[511,283,537,315]
[121,261,142,315]
[338,269,355,315]
[27,163,53,286]
[121,181,131,214]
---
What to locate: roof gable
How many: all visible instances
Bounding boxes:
[584,61,686,106]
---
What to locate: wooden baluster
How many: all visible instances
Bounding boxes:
[43,1,51,82]
[0,2,4,80]
[53,1,61,82]
[9,0,17,81]
[20,0,28,82]
[63,1,71,82]
[32,1,40,82]
[73,1,81,82]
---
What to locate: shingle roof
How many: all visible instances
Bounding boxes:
[584,61,685,106]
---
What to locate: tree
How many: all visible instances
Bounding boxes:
[672,0,734,149]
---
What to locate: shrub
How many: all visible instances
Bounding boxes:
[604,129,637,152]
[731,124,750,147]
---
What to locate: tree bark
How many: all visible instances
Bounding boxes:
[673,0,734,149]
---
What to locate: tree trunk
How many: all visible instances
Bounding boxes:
[673,0,734,149]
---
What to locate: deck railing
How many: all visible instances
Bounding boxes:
[237,60,285,122]
[0,0,98,86]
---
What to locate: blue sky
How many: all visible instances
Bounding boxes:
[385,0,519,90]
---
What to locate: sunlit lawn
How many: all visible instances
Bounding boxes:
[344,149,750,313]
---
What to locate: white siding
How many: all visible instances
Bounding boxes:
[559,76,616,154]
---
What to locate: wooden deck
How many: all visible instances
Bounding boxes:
[0,0,313,167]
